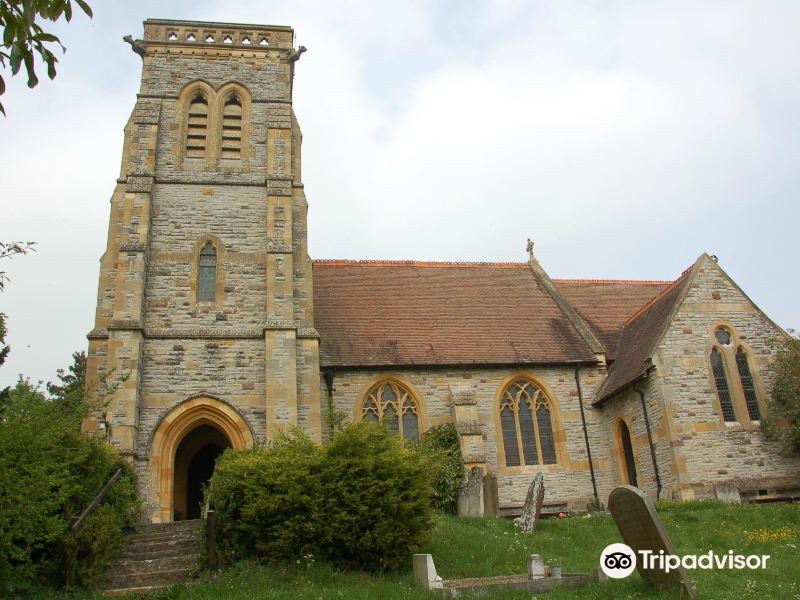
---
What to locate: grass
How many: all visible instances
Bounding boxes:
[46,500,800,599]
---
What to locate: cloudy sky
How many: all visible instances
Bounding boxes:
[1,0,798,388]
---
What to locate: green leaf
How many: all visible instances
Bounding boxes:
[75,0,92,18]
[2,22,15,46]
[23,53,38,88]
[46,55,56,79]
[64,1,72,22]
[9,46,22,75]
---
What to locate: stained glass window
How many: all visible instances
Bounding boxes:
[715,327,732,346]
[736,348,761,421]
[711,348,736,422]
[198,242,217,302]
[361,380,420,441]
[499,378,558,467]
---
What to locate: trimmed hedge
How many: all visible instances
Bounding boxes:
[208,423,434,571]
[209,430,321,564]
[316,423,433,570]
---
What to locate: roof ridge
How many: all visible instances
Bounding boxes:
[312,259,528,269]
[553,279,672,285]
[621,266,692,326]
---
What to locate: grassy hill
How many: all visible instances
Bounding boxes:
[47,500,800,599]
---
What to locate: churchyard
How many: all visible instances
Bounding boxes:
[31,499,799,599]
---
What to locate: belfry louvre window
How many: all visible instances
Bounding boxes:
[735,347,761,421]
[500,379,557,467]
[221,95,243,159]
[198,242,217,302]
[710,348,736,422]
[361,380,420,441]
[186,93,209,158]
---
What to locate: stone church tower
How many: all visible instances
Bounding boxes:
[85,19,320,522]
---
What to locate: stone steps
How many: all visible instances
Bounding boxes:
[102,519,202,595]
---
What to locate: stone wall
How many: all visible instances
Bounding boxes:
[652,256,800,499]
[323,365,610,510]
[595,383,672,502]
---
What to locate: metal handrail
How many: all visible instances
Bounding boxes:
[203,480,218,571]
[70,468,123,533]
[66,467,123,588]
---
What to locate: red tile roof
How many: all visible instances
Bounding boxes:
[593,266,695,404]
[554,280,670,359]
[312,260,597,367]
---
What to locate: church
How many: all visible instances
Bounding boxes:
[84,19,800,523]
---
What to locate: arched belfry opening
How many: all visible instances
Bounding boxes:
[173,424,231,520]
[149,396,254,523]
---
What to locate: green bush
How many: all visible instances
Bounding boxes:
[415,423,464,514]
[207,429,321,565]
[315,423,434,571]
[0,379,140,593]
[208,422,434,572]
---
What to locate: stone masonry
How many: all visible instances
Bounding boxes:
[85,19,799,522]
[85,20,321,522]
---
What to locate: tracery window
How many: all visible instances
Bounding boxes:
[198,242,217,302]
[221,95,243,160]
[361,380,420,441]
[499,378,557,467]
[185,92,209,159]
[709,326,763,424]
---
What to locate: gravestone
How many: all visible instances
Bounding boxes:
[483,472,500,517]
[527,554,545,579]
[608,486,697,600]
[515,472,545,533]
[457,467,484,517]
[412,554,443,590]
[714,484,741,504]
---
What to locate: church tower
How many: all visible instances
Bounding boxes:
[85,20,321,522]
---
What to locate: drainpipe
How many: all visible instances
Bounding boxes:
[634,380,662,499]
[574,366,600,507]
[323,368,335,398]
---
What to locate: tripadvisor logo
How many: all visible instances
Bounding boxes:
[600,543,770,578]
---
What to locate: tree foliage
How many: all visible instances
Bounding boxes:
[0,0,92,114]
[764,332,800,454]
[415,423,464,514]
[0,362,139,593]
[47,349,86,409]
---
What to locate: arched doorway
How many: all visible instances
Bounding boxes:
[619,421,638,487]
[149,396,254,522]
[173,425,231,520]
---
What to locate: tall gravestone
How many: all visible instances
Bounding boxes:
[608,486,697,600]
[457,467,484,517]
[515,472,545,533]
[483,473,500,517]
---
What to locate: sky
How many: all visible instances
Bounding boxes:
[1,0,799,388]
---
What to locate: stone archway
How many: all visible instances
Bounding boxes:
[149,397,254,522]
[173,424,230,520]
